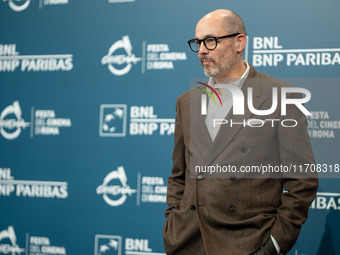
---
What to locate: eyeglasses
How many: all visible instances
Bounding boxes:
[187,33,241,52]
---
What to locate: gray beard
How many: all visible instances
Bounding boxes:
[202,58,236,78]
[203,67,220,77]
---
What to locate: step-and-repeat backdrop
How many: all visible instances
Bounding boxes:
[1,0,339,254]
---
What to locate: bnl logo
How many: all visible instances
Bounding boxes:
[99,105,127,137]
[95,235,122,255]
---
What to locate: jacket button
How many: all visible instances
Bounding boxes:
[241,147,247,153]
[197,175,203,180]
[189,151,193,156]
[190,205,196,210]
[229,204,236,212]
[230,175,237,182]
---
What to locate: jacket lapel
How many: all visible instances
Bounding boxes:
[202,66,268,166]
[189,85,214,165]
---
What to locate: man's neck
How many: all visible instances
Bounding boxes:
[214,61,247,95]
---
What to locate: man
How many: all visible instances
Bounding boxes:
[163,9,318,255]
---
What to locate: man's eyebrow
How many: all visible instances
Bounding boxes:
[195,34,216,40]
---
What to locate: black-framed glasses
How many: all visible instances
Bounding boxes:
[187,33,241,52]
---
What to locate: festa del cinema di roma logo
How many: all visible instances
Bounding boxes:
[0,225,68,254]
[3,0,69,12]
[101,35,187,76]
[96,166,136,207]
[0,101,72,140]
[0,101,30,140]
[0,226,25,254]
[101,35,141,76]
[3,0,31,12]
[198,82,312,127]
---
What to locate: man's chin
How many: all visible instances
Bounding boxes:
[203,68,218,78]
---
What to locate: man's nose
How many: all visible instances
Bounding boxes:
[198,41,209,54]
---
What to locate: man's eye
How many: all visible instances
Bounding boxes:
[205,38,215,44]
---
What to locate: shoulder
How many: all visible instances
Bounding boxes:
[246,65,299,100]
[249,65,294,89]
[176,83,204,107]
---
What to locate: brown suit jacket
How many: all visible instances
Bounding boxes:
[163,65,318,255]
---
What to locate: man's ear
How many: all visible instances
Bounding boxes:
[236,34,247,53]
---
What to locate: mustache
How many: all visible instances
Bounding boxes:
[200,55,213,62]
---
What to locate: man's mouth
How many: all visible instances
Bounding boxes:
[201,58,213,65]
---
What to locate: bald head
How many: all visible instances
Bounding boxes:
[197,9,246,35]
[194,9,248,79]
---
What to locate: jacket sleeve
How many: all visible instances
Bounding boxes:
[165,96,186,217]
[270,94,318,254]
